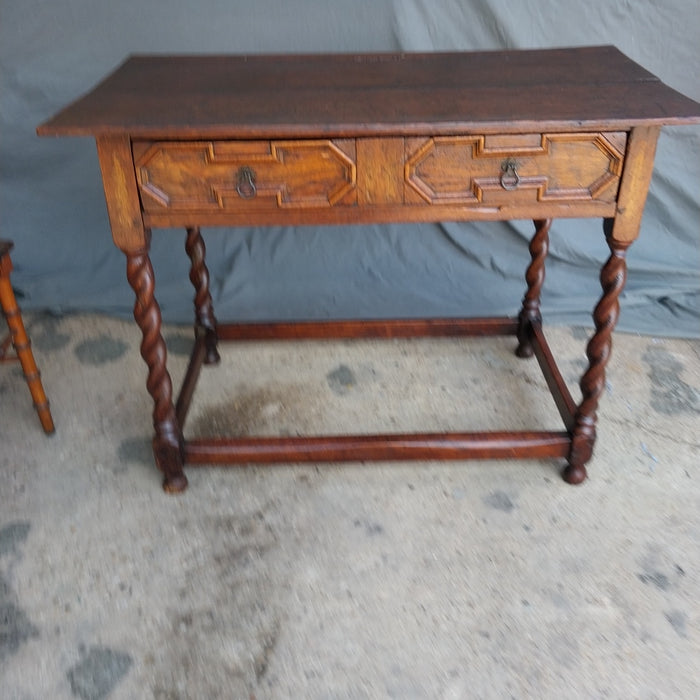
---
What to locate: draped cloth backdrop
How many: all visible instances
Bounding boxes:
[2,0,698,336]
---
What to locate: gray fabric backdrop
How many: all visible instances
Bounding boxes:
[2,0,699,335]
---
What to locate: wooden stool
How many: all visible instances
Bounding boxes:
[0,240,55,434]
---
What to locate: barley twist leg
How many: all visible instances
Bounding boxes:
[516,219,552,357]
[126,250,187,493]
[565,222,630,484]
[0,246,55,434]
[185,227,220,364]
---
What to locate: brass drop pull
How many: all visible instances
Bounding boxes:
[500,158,520,191]
[236,166,257,198]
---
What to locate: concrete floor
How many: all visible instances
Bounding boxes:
[1,312,699,699]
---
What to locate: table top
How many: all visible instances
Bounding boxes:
[38,45,700,139]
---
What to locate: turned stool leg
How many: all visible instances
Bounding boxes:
[516,218,552,357]
[0,242,55,434]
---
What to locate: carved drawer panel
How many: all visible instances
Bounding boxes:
[405,132,627,206]
[134,140,357,212]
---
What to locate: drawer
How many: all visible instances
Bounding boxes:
[404,132,627,206]
[134,140,357,212]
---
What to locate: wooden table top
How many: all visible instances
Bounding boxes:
[38,46,700,139]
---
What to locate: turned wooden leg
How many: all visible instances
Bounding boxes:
[126,249,187,493]
[565,220,630,484]
[0,245,55,434]
[185,227,220,365]
[516,218,552,357]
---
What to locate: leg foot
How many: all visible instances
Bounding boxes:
[36,401,56,435]
[562,462,588,484]
[200,327,221,366]
[515,337,534,359]
[204,347,220,365]
[153,434,188,493]
[162,472,189,493]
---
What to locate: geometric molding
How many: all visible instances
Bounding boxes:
[135,140,357,210]
[405,132,626,205]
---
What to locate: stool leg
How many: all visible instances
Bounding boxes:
[0,257,55,434]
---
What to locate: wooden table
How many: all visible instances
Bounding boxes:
[38,46,700,492]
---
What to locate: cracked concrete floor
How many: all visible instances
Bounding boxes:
[1,313,699,699]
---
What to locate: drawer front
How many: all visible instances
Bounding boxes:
[134,140,357,212]
[404,132,627,206]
